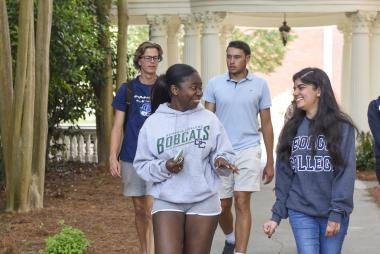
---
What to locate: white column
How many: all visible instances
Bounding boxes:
[147,15,168,74]
[349,11,377,131]
[323,26,333,81]
[337,24,352,114]
[180,14,201,71]
[198,12,226,87]
[219,25,234,73]
[371,13,380,97]
[167,18,180,66]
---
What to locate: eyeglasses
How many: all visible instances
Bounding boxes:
[140,56,162,63]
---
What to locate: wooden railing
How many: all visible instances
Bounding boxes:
[49,125,98,163]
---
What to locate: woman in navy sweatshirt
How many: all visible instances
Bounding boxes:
[263,67,357,254]
[368,96,380,184]
[134,64,238,254]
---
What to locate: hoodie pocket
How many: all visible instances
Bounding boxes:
[158,174,213,203]
[183,149,210,176]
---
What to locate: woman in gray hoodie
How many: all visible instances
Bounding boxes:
[134,63,238,254]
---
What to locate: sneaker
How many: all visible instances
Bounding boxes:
[222,240,235,254]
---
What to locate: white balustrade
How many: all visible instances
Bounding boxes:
[49,125,98,163]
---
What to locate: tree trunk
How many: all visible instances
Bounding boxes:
[116,0,128,88]
[0,0,52,212]
[30,0,53,209]
[8,0,35,212]
[95,0,113,166]
[0,0,14,189]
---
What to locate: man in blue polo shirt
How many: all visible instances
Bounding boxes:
[109,41,163,254]
[204,40,274,254]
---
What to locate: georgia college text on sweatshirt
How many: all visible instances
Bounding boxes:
[271,117,356,224]
[133,103,235,203]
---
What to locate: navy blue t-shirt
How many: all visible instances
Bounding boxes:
[112,76,152,162]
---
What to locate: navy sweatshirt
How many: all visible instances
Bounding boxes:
[368,96,380,158]
[271,117,356,224]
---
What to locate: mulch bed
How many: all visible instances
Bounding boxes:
[357,170,380,208]
[0,162,139,254]
[368,186,380,208]
[356,170,377,181]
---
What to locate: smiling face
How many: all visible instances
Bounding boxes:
[171,72,203,111]
[293,78,321,119]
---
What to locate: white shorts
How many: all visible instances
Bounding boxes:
[121,161,151,197]
[152,194,221,216]
[219,145,262,199]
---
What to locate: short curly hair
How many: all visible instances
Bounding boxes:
[133,41,163,70]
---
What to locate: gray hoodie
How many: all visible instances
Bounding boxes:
[133,103,235,203]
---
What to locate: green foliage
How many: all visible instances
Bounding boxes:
[49,0,104,127]
[6,0,105,156]
[356,131,376,171]
[229,28,296,74]
[126,25,149,80]
[6,1,148,159]
[39,220,91,254]
[109,25,149,83]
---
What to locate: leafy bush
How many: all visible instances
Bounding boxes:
[356,131,376,171]
[39,221,90,254]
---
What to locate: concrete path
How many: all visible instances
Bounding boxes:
[210,179,380,254]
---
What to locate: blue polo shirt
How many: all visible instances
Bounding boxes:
[203,72,272,151]
[112,77,152,162]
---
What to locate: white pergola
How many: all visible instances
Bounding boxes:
[117,0,380,131]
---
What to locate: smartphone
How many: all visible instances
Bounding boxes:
[174,149,184,162]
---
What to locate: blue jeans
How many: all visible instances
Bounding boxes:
[288,209,349,254]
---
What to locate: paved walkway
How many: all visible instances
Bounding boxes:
[210,179,380,254]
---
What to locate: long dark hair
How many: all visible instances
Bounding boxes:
[277,67,357,168]
[151,64,197,113]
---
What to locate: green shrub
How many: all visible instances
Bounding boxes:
[356,131,376,171]
[39,221,90,254]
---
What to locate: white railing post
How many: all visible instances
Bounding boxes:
[78,135,85,162]
[64,136,71,161]
[93,136,98,163]
[57,137,63,161]
[72,135,78,161]
[85,133,92,162]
